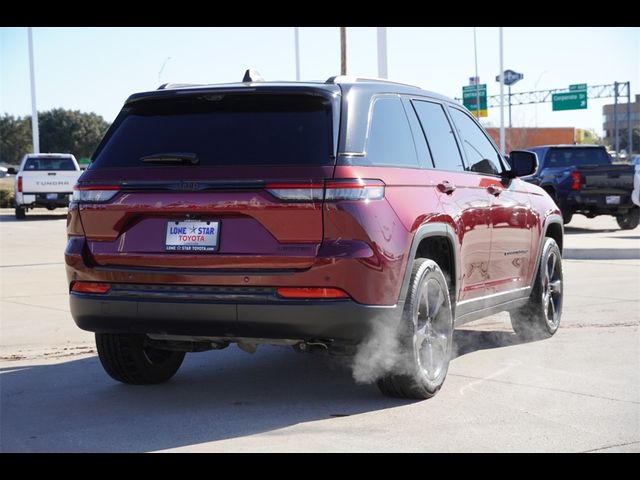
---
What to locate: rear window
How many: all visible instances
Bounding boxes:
[545,148,610,167]
[92,93,334,167]
[24,157,76,171]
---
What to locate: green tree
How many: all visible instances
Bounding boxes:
[0,114,31,165]
[38,108,110,159]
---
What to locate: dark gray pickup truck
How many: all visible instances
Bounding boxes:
[521,145,637,229]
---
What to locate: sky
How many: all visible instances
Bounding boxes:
[1,27,639,136]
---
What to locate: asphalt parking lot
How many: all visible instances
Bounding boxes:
[1,208,638,452]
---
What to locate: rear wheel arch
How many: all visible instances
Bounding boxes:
[398,223,459,308]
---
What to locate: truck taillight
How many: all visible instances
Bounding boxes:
[265,179,385,202]
[72,184,119,203]
[17,176,22,193]
[570,171,582,191]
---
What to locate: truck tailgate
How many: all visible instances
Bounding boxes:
[20,170,81,193]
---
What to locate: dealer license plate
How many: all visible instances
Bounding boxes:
[165,221,219,252]
[606,195,621,205]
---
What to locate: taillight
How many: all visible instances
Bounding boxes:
[72,184,119,203]
[265,179,385,202]
[265,183,324,201]
[325,179,385,201]
[570,171,581,191]
[17,176,22,193]
[276,287,349,299]
[71,282,111,294]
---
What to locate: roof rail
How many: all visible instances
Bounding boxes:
[325,75,421,89]
[157,83,202,90]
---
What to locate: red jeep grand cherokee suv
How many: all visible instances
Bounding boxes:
[66,75,564,399]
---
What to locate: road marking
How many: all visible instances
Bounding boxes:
[459,359,522,395]
[0,262,64,268]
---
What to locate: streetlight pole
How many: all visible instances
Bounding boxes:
[294,27,301,81]
[27,27,39,154]
[499,27,505,155]
[376,27,388,79]
[340,27,347,75]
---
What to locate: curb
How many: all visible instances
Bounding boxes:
[563,248,640,260]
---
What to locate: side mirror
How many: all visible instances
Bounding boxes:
[508,150,538,177]
[7,167,17,175]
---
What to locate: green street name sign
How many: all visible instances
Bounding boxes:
[552,91,587,111]
[462,84,487,111]
[569,83,587,91]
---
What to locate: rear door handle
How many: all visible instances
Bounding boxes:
[486,185,503,196]
[437,180,456,194]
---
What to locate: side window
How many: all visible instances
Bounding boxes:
[366,96,420,168]
[402,97,434,168]
[412,100,465,172]
[448,107,503,176]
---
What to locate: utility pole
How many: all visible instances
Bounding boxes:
[340,27,347,75]
[376,27,388,79]
[294,27,301,81]
[614,81,619,156]
[28,27,39,154]
[499,27,505,155]
[473,27,480,119]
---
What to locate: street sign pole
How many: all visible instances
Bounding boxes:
[614,81,619,156]
[508,85,512,128]
[473,27,480,119]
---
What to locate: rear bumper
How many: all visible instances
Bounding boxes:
[18,192,71,208]
[565,192,634,214]
[69,292,400,343]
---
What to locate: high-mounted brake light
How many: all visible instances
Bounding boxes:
[265,179,385,202]
[71,282,111,294]
[276,287,349,299]
[72,184,120,203]
[17,176,22,193]
[570,171,581,191]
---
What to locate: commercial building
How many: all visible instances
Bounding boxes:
[602,94,640,152]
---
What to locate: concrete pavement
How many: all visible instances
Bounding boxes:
[1,209,638,452]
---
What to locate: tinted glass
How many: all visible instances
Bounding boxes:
[402,98,434,168]
[412,101,464,172]
[365,97,419,167]
[449,107,502,176]
[545,147,610,167]
[24,157,76,171]
[92,94,333,167]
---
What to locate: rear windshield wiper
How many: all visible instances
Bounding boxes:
[140,153,199,165]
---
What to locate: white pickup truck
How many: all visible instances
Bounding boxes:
[14,153,82,219]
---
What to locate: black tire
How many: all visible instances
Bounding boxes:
[616,207,640,230]
[561,209,573,225]
[95,333,185,385]
[15,206,26,219]
[377,258,454,400]
[510,238,563,341]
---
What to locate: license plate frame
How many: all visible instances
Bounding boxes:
[165,220,220,252]
[605,195,621,205]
